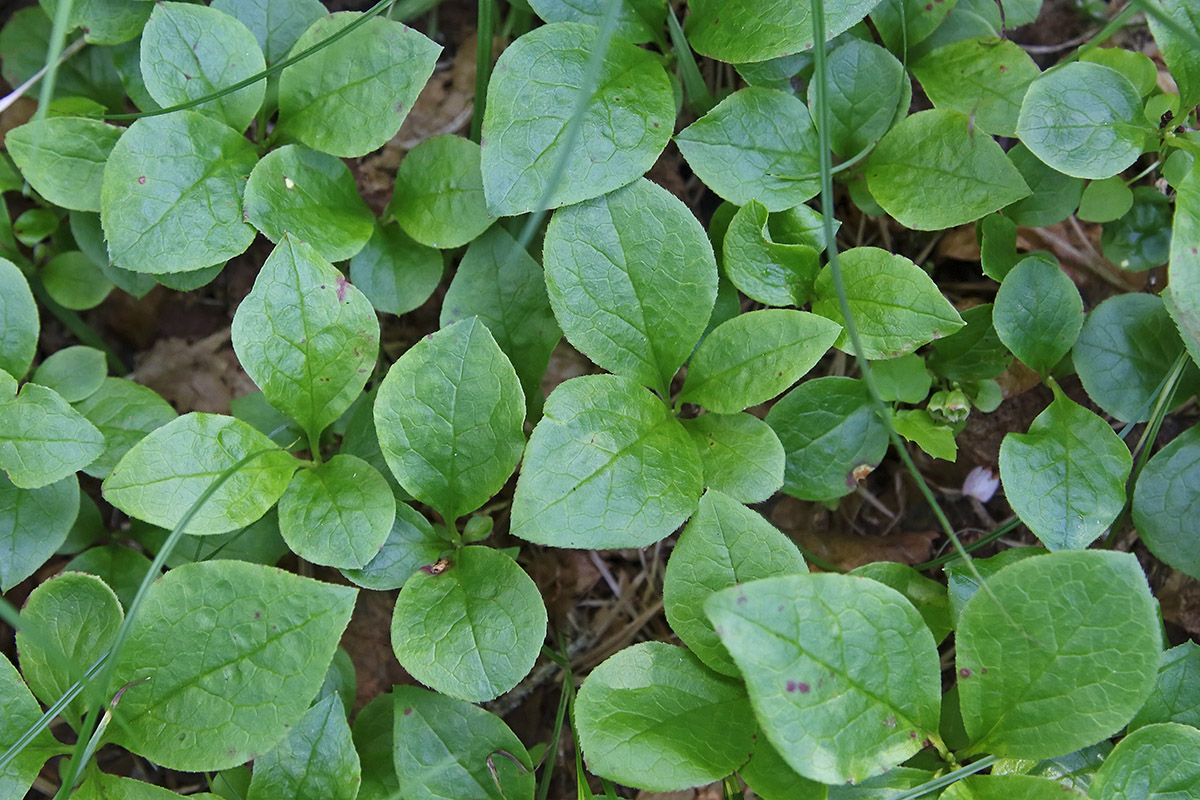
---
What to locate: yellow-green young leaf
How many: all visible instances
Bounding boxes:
[15,571,122,717]
[681,309,840,413]
[480,22,672,216]
[1075,294,1198,423]
[993,257,1083,375]
[528,0,665,43]
[957,551,1160,759]
[441,226,561,415]
[1128,642,1200,731]
[140,3,266,132]
[1169,169,1200,366]
[676,87,820,212]
[243,145,374,262]
[103,413,297,536]
[664,490,807,676]
[0,372,104,489]
[340,502,445,591]
[911,38,1039,137]
[277,13,440,158]
[100,111,258,274]
[388,135,493,249]
[890,409,957,462]
[866,108,1030,229]
[211,0,326,65]
[247,694,361,800]
[1016,63,1150,180]
[0,475,78,591]
[574,642,756,791]
[682,413,784,504]
[722,200,826,307]
[510,374,703,549]
[765,376,889,502]
[0,257,38,380]
[391,546,546,703]
[941,775,1084,799]
[812,247,964,360]
[32,345,105,403]
[277,455,395,569]
[738,737,827,800]
[544,179,717,393]
[39,0,152,46]
[231,236,380,442]
[999,389,1131,550]
[1,653,62,800]
[706,574,942,784]
[74,378,177,480]
[1091,723,1200,800]
[808,38,906,160]
[1134,424,1200,581]
[684,0,881,63]
[111,561,356,772]
[374,317,525,522]
[849,561,952,644]
[349,222,443,317]
[6,117,123,212]
[1146,0,1200,109]
[393,686,535,800]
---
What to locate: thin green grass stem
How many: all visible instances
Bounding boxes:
[471,0,496,143]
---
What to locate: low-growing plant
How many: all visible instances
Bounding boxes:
[2,0,1200,798]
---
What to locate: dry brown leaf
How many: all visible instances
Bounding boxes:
[770,496,939,570]
[129,328,256,413]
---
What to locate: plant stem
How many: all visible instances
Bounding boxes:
[471,0,496,143]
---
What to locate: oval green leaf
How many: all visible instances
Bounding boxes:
[349,222,444,317]
[993,256,1083,374]
[1091,723,1200,800]
[685,0,881,63]
[1128,642,1200,731]
[0,257,38,380]
[681,413,784,504]
[388,135,493,249]
[246,694,361,800]
[6,117,123,212]
[722,200,825,307]
[808,38,906,159]
[211,0,327,65]
[1134,424,1200,581]
[32,345,106,403]
[74,377,178,480]
[0,474,78,591]
[340,501,445,591]
[0,374,104,489]
[911,37,1040,137]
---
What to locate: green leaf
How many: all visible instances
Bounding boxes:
[706,573,941,784]
[871,353,931,404]
[440,226,561,413]
[828,768,937,798]
[111,560,356,771]
[247,694,360,800]
[941,775,1084,799]
[676,87,820,212]
[957,550,1160,758]
[231,236,380,442]
[1079,175,1135,223]
[871,0,958,52]
[0,474,78,591]
[993,256,1083,374]
[32,345,106,403]
[6,117,123,212]
[664,489,807,676]
[739,737,827,800]
[866,108,1030,229]
[42,250,114,311]
[1147,0,1200,109]
[277,12,440,158]
[0,256,38,380]
[1075,294,1195,423]
[76,772,224,799]
[1003,143,1084,227]
[722,200,826,307]
[574,641,756,791]
[681,309,840,412]
[999,389,1131,550]
[69,210,157,299]
[1129,642,1200,731]
[277,455,395,569]
[1016,62,1150,180]
[528,0,666,43]
[946,547,1044,624]
[15,571,122,717]
[766,376,889,502]
[101,111,257,274]
[211,0,327,65]
[510,374,702,549]
[103,412,297,536]
[926,303,1012,381]
[374,317,525,522]
[349,222,444,317]
[848,562,952,644]
[40,0,153,46]
[911,38,1039,137]
[244,144,375,262]
[0,373,104,489]
[0,7,126,111]
[140,2,266,132]
[990,742,1110,792]
[138,510,289,570]
[681,413,784,504]
[64,543,156,612]
[543,178,717,393]
[1091,723,1200,800]
[73,377,177,479]
[393,685,534,800]
[388,135,493,249]
[1101,186,1172,271]
[684,0,882,63]
[1133,424,1200,581]
[1,652,61,800]
[391,545,546,702]
[1170,169,1200,365]
[1081,47,1157,97]
[812,247,964,359]
[890,409,958,462]
[807,38,906,160]
[341,501,444,591]
[353,693,398,800]
[480,22,673,216]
